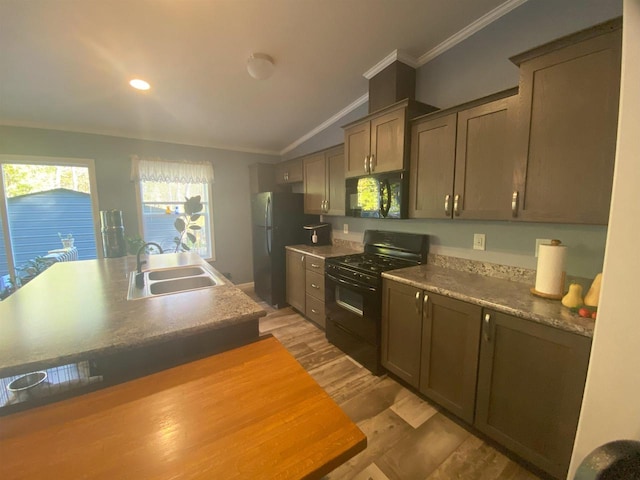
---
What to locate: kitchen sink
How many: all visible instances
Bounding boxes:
[127,265,225,300]
[147,266,206,281]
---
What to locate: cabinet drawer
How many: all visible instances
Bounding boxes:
[305,256,325,273]
[305,271,325,300]
[305,294,325,329]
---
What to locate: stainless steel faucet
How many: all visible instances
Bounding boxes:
[135,242,164,288]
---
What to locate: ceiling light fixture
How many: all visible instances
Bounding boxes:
[247,53,275,80]
[129,78,151,91]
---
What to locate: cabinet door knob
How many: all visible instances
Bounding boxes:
[311,283,320,289]
[423,294,429,318]
[444,194,451,217]
[364,155,369,174]
[511,191,519,217]
[454,194,460,216]
[415,291,421,315]
[311,308,318,314]
[325,200,329,212]
[369,154,375,173]
[483,313,492,343]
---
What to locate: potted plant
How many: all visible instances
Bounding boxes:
[173,195,203,252]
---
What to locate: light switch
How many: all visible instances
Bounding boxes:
[343,223,349,234]
[473,233,486,251]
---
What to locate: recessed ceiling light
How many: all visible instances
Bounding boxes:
[129,78,151,91]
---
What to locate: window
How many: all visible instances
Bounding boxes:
[0,155,100,296]
[132,156,215,260]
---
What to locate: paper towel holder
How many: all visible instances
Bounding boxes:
[530,239,565,300]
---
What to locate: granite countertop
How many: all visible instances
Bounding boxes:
[0,253,266,377]
[383,264,595,338]
[286,244,363,259]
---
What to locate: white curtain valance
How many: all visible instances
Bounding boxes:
[130,155,214,184]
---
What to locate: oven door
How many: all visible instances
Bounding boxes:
[325,272,382,374]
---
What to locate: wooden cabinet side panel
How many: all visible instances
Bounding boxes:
[370,109,406,174]
[408,114,457,219]
[381,280,422,387]
[475,310,591,478]
[454,97,516,220]
[325,145,346,216]
[303,154,326,214]
[287,158,304,183]
[285,250,306,312]
[344,122,370,178]
[514,30,621,224]
[419,293,481,423]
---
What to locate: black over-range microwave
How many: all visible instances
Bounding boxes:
[345,171,408,219]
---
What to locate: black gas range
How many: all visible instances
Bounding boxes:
[325,230,429,374]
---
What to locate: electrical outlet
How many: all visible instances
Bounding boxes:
[343,223,349,234]
[473,233,486,251]
[535,238,553,257]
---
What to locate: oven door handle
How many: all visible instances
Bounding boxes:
[326,272,377,293]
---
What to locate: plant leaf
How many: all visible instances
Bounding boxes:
[187,232,197,243]
[190,213,201,221]
[181,242,191,251]
[188,224,201,231]
[174,218,186,232]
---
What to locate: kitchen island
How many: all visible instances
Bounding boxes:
[0,253,266,381]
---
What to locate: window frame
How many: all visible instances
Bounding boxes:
[0,154,102,288]
[134,179,216,261]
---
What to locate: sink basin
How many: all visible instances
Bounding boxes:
[127,264,225,300]
[149,276,216,295]
[147,266,205,281]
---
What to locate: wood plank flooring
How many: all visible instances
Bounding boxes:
[240,284,544,480]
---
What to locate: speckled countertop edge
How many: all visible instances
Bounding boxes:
[383,264,594,338]
[285,244,363,259]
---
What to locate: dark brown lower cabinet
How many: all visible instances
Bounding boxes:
[381,281,482,419]
[381,280,422,387]
[475,309,591,479]
[420,293,481,424]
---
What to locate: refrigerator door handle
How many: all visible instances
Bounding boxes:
[265,196,272,256]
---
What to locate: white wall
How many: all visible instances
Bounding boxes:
[568,1,640,476]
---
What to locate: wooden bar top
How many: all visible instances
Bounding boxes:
[0,336,366,479]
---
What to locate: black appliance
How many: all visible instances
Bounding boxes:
[303,223,331,246]
[325,230,429,374]
[251,192,317,307]
[345,171,408,219]
[100,209,126,258]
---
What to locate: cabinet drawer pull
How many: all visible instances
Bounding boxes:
[454,194,460,216]
[444,194,451,216]
[311,283,320,289]
[415,291,421,315]
[483,313,492,343]
[311,263,320,268]
[511,191,519,217]
[311,308,319,314]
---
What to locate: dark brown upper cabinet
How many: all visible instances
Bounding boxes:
[475,309,591,479]
[303,145,345,216]
[409,89,518,220]
[510,18,622,225]
[276,158,303,184]
[344,99,437,179]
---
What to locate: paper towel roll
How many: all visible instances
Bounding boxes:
[535,241,567,296]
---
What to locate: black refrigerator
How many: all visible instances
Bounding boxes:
[251,192,318,307]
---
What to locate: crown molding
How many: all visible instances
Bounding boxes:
[279,93,369,156]
[417,0,529,66]
[362,49,419,79]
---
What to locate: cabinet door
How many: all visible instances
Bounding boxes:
[325,145,345,216]
[454,96,516,220]
[419,293,481,424]
[513,28,621,224]
[475,310,591,479]
[303,153,326,214]
[370,108,406,174]
[381,279,422,388]
[408,113,457,219]
[276,158,304,184]
[344,121,370,178]
[285,250,306,312]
